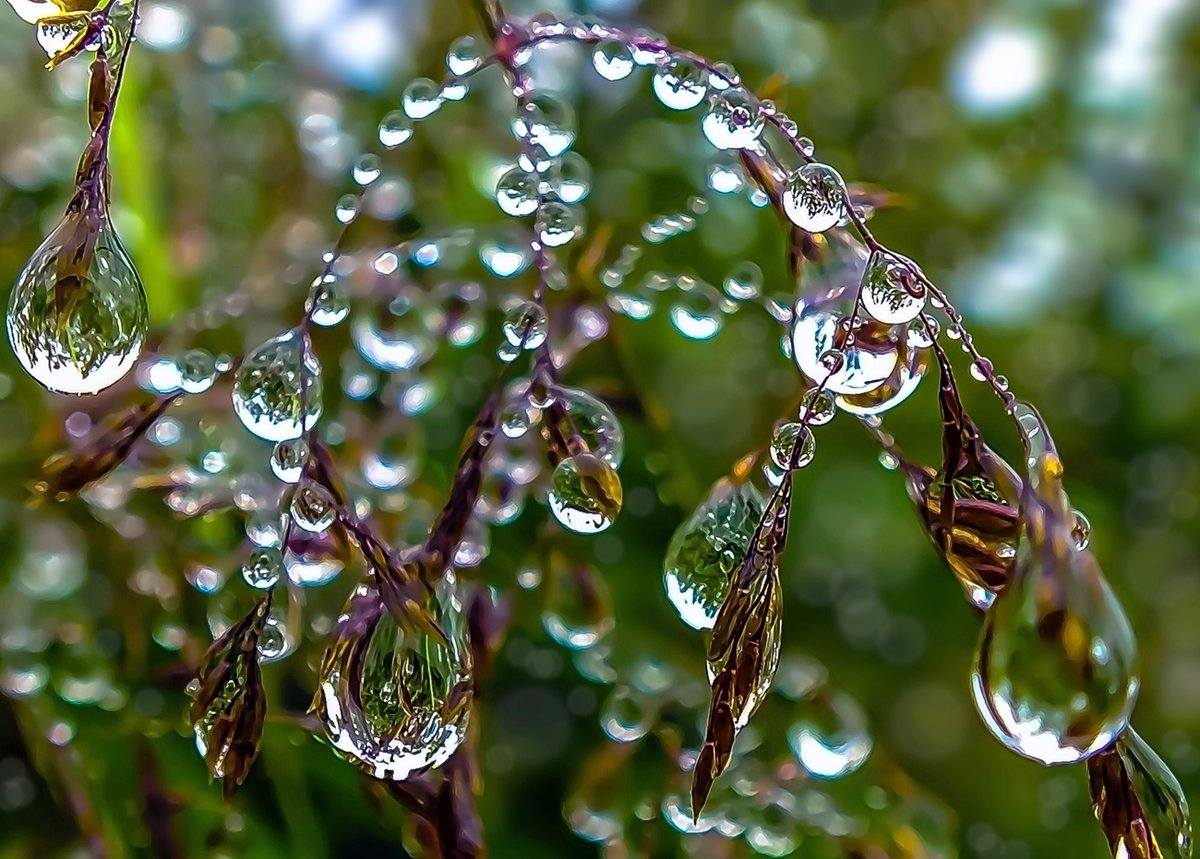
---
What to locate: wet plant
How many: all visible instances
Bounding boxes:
[2,0,1190,856]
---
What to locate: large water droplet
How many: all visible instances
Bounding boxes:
[495,166,540,217]
[972,405,1139,765]
[402,78,443,120]
[652,57,707,110]
[592,40,634,81]
[536,201,582,247]
[548,453,623,534]
[316,578,472,781]
[8,209,147,394]
[552,385,625,467]
[290,477,336,534]
[861,251,926,325]
[232,329,322,442]
[835,338,929,416]
[702,89,764,150]
[511,95,575,157]
[663,477,764,630]
[783,164,845,233]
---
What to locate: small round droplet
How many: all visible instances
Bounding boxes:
[446,34,482,76]
[178,349,217,394]
[536,202,581,247]
[403,78,443,120]
[548,453,623,534]
[335,194,361,224]
[801,389,836,426]
[242,548,283,589]
[495,167,539,217]
[271,437,309,483]
[290,478,336,534]
[701,89,764,150]
[378,111,414,148]
[1072,510,1091,550]
[352,154,382,186]
[592,40,634,81]
[783,163,846,233]
[723,261,762,301]
[652,57,707,110]
[770,421,816,470]
[502,301,549,350]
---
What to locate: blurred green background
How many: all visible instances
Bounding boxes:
[0,0,1198,856]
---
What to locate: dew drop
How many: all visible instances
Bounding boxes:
[232,329,322,442]
[242,547,283,590]
[178,348,217,394]
[496,166,539,217]
[271,437,309,484]
[502,300,548,350]
[536,201,582,247]
[701,89,764,150]
[770,422,816,470]
[402,78,444,120]
[592,40,634,81]
[290,478,336,534]
[783,163,846,233]
[788,690,872,779]
[378,110,414,148]
[548,453,623,534]
[446,34,482,76]
[652,57,707,110]
[861,251,926,325]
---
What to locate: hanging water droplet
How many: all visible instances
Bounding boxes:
[801,389,836,426]
[495,166,539,217]
[334,194,361,224]
[352,154,382,186]
[652,57,707,110]
[232,329,322,442]
[669,288,723,340]
[242,547,283,589]
[770,422,816,470]
[8,208,148,394]
[792,312,898,396]
[446,34,482,76]
[1072,510,1091,550]
[787,689,872,779]
[361,428,420,490]
[270,437,309,483]
[315,578,472,780]
[309,276,350,327]
[600,685,655,742]
[402,78,443,120]
[835,339,930,417]
[502,300,548,350]
[592,40,635,81]
[547,152,591,204]
[378,110,414,148]
[552,385,625,467]
[548,453,623,534]
[536,201,582,247]
[724,261,763,301]
[663,476,764,630]
[701,89,764,150]
[543,552,614,650]
[290,477,336,534]
[783,163,846,233]
[178,348,217,394]
[512,95,576,157]
[861,251,926,325]
[972,405,1139,765]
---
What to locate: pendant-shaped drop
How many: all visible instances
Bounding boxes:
[1088,729,1192,859]
[972,404,1138,765]
[548,452,623,534]
[7,209,147,394]
[232,329,322,441]
[663,477,764,630]
[314,577,472,781]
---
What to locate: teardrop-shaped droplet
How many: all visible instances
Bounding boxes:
[1088,729,1192,859]
[972,404,1139,765]
[663,476,764,630]
[290,477,336,534]
[502,300,548,350]
[242,547,283,589]
[315,578,472,781]
[8,209,148,394]
[702,89,763,150]
[861,250,926,325]
[548,452,623,534]
[232,329,322,442]
[543,552,614,650]
[592,40,635,81]
[783,164,845,233]
[652,57,707,110]
[787,689,872,779]
[552,385,624,467]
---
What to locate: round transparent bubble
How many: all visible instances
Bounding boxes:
[861,251,926,325]
[7,211,148,394]
[792,312,900,397]
[402,77,443,120]
[770,422,816,470]
[511,94,576,157]
[702,89,764,150]
[835,339,929,417]
[536,202,582,247]
[783,163,846,233]
[552,385,624,467]
[502,300,548,350]
[257,609,296,664]
[309,276,350,327]
[270,437,309,483]
[242,547,283,589]
[232,329,322,442]
[178,348,217,394]
[290,478,336,534]
[378,110,414,148]
[600,685,655,743]
[284,546,343,587]
[548,152,591,204]
[653,57,707,110]
[592,40,634,81]
[495,166,539,217]
[788,690,872,779]
[664,478,764,630]
[361,428,420,491]
[317,578,472,781]
[548,453,623,534]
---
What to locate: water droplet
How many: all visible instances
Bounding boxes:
[783,163,846,233]
[724,261,763,301]
[402,77,443,120]
[446,34,482,76]
[242,547,283,589]
[553,385,624,467]
[309,276,350,327]
[792,312,898,396]
[547,152,591,204]
[334,194,361,224]
[652,57,707,110]
[669,288,723,340]
[271,437,309,483]
[592,40,634,81]
[178,348,217,394]
[495,166,539,217]
[972,406,1138,765]
[8,210,147,394]
[1072,510,1091,550]
[788,690,872,779]
[290,478,336,534]
[835,339,930,416]
[664,477,764,630]
[702,89,764,150]
[232,330,322,442]
[315,579,472,780]
[352,154,382,186]
[548,453,623,534]
[378,110,414,148]
[770,422,816,470]
[801,389,836,425]
[536,201,582,247]
[511,95,575,157]
[600,685,654,742]
[861,251,926,325]
[543,553,614,649]
[502,300,548,350]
